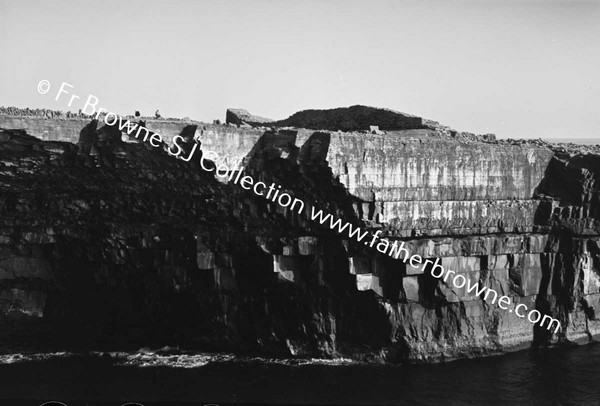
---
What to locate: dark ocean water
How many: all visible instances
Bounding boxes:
[1,344,600,406]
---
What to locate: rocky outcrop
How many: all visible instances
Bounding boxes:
[272,105,424,131]
[0,109,599,363]
[225,105,499,142]
[226,109,274,127]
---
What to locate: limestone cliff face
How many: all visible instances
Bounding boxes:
[0,111,599,362]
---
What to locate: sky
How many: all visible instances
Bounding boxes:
[0,0,598,139]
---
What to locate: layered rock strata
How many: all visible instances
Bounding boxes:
[0,109,599,362]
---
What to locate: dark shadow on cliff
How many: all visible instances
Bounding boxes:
[532,150,600,345]
[234,129,395,354]
[0,123,399,358]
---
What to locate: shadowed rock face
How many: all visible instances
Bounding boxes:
[0,112,600,363]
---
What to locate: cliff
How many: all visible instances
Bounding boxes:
[0,107,599,362]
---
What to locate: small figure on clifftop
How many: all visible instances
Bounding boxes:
[135,110,140,118]
[155,109,161,119]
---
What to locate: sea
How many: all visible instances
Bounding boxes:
[1,135,598,406]
[543,138,598,145]
[0,343,599,406]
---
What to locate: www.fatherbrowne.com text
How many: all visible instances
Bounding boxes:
[41,80,562,334]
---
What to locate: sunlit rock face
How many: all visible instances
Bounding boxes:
[325,131,555,236]
[0,107,599,363]
[226,108,274,127]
